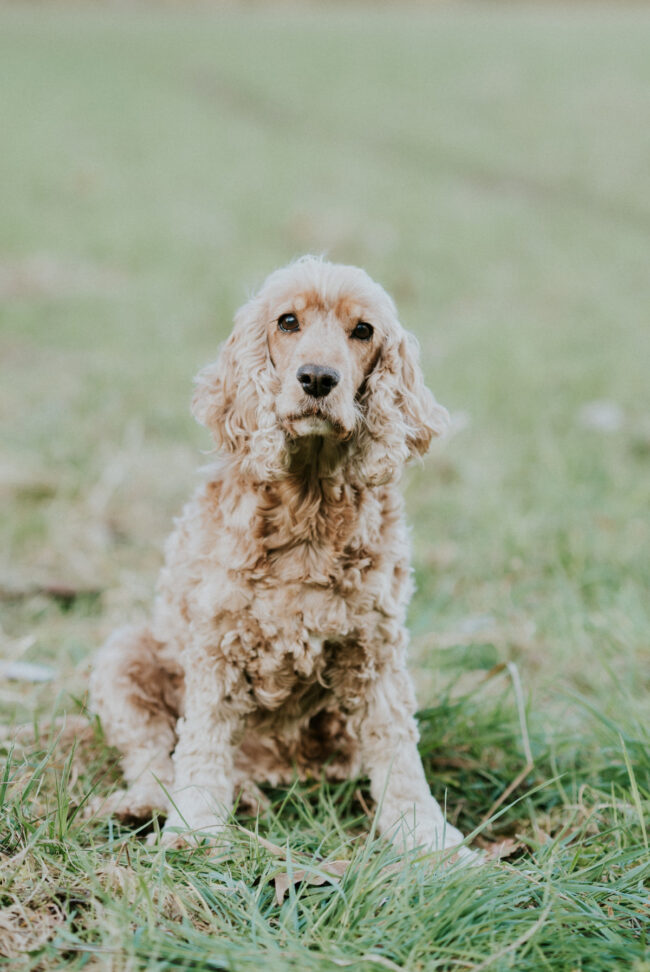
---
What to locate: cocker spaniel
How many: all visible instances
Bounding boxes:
[90,256,473,858]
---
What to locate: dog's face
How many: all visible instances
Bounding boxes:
[267,288,380,441]
[192,257,449,484]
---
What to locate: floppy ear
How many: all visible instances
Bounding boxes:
[192,297,288,478]
[354,331,449,487]
[396,332,450,456]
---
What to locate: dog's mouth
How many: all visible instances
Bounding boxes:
[283,405,351,441]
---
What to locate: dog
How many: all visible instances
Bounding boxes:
[90,256,472,858]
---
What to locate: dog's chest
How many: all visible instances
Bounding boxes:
[240,621,374,714]
[190,479,404,711]
[235,548,402,712]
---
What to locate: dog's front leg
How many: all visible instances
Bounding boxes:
[358,662,469,857]
[162,647,244,844]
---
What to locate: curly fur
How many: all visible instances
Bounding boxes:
[90,257,472,856]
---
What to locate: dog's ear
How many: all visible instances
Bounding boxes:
[355,330,449,486]
[394,332,449,456]
[192,297,287,477]
[192,301,261,453]
[191,338,235,448]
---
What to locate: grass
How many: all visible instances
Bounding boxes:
[0,1,649,968]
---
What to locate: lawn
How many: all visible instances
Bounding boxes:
[0,2,649,969]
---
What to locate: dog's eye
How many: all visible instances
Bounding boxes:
[278,313,300,332]
[352,321,373,341]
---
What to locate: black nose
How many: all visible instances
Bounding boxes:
[296,364,340,398]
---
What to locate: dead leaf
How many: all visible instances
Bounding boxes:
[479,837,524,861]
[273,859,349,905]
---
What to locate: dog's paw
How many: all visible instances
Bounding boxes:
[418,828,483,868]
[83,787,166,823]
[157,809,228,849]
[148,829,192,850]
[392,820,482,867]
[438,843,484,867]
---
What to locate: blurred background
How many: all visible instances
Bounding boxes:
[1,1,648,732]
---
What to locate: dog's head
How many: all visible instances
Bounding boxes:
[192,257,449,484]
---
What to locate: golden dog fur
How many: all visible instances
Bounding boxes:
[90,256,472,856]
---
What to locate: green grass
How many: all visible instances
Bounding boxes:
[1,2,649,968]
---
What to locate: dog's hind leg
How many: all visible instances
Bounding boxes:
[89,624,183,821]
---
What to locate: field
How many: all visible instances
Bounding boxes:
[1,2,649,969]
